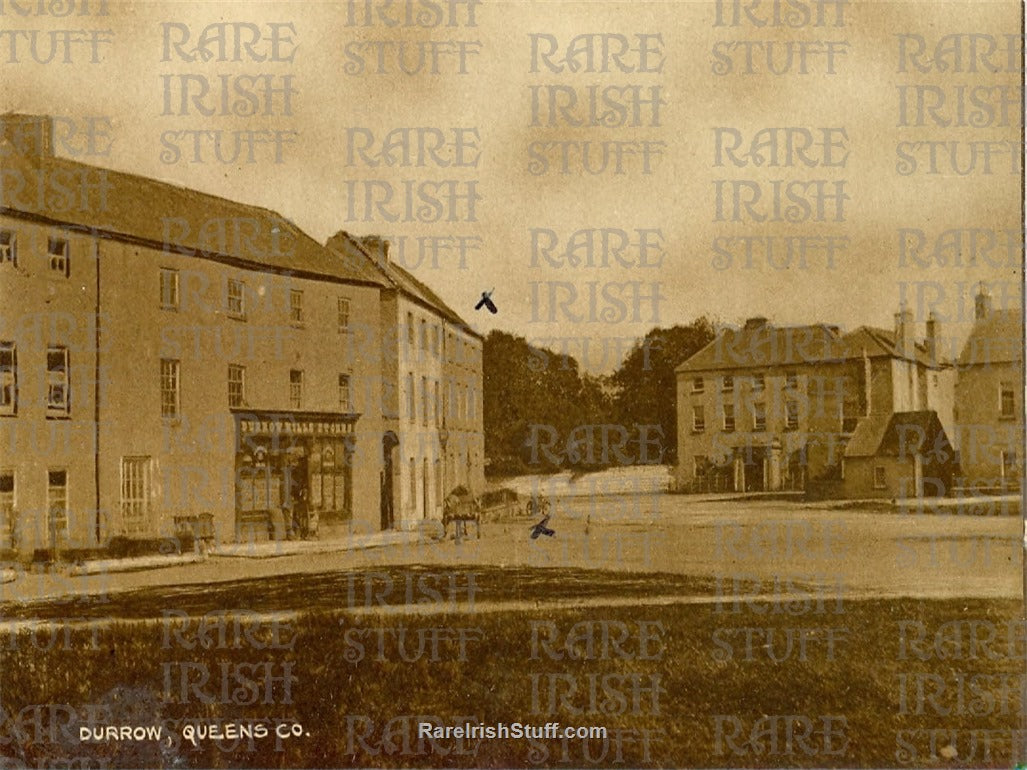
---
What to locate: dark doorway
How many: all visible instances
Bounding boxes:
[286,454,310,538]
[743,446,767,492]
[381,432,398,530]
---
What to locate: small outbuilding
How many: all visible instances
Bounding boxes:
[842,411,955,499]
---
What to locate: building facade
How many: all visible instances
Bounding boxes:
[326,233,485,532]
[0,113,484,556]
[674,310,955,497]
[953,287,1024,491]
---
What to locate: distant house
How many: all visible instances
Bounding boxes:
[953,286,1023,491]
[673,307,954,498]
[842,411,955,498]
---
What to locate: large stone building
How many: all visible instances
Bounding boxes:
[673,309,956,497]
[953,286,1023,491]
[0,113,483,556]
[326,232,485,531]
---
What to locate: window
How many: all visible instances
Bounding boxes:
[785,400,799,430]
[1000,383,1015,419]
[692,405,705,432]
[409,458,416,509]
[1002,451,1018,480]
[721,375,734,392]
[307,437,349,516]
[434,459,442,505]
[753,402,766,432]
[1002,449,1018,480]
[289,289,304,324]
[432,325,440,356]
[407,313,414,346]
[47,469,68,538]
[691,376,704,394]
[160,268,179,310]
[337,297,350,333]
[228,364,245,408]
[120,457,151,535]
[722,404,735,432]
[786,371,799,389]
[0,471,12,547]
[873,466,886,489]
[420,319,428,351]
[48,237,69,277]
[434,380,440,426]
[407,373,415,420]
[421,376,429,425]
[693,456,707,477]
[752,373,765,391]
[46,347,69,417]
[289,370,303,409]
[160,358,180,418]
[0,343,15,415]
[0,231,16,266]
[338,374,351,411]
[227,278,245,318]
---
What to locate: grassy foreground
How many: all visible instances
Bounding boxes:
[0,578,1022,768]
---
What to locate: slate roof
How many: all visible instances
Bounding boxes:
[675,323,847,373]
[844,411,950,458]
[327,231,481,337]
[677,320,944,373]
[1,114,386,287]
[958,309,1022,367]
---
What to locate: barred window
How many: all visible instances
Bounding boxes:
[0,231,16,266]
[46,347,69,417]
[160,359,180,418]
[692,404,705,433]
[337,297,350,332]
[753,402,766,432]
[0,471,14,549]
[0,343,15,415]
[289,370,303,409]
[228,364,245,408]
[120,457,151,535]
[786,400,799,430]
[338,374,351,411]
[160,268,179,310]
[47,469,68,537]
[48,237,69,277]
[722,404,735,432]
[227,278,245,317]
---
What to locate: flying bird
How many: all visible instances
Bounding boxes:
[530,515,555,539]
[474,288,498,314]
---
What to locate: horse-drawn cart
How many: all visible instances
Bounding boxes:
[442,487,481,540]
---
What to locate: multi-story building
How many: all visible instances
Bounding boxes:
[673,309,955,497]
[0,113,483,556]
[953,285,1023,491]
[326,233,485,531]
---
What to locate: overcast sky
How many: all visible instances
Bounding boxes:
[4,0,1022,371]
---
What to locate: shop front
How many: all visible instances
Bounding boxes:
[233,411,359,541]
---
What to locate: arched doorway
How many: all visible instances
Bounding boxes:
[380,431,399,530]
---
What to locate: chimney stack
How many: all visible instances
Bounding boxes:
[0,114,54,161]
[894,303,914,359]
[925,311,939,364]
[974,282,992,320]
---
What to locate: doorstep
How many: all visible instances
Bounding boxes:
[210,530,422,558]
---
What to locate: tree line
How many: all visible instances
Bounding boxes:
[482,319,715,476]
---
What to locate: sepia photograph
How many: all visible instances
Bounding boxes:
[0,0,1024,767]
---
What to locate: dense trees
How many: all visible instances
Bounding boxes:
[482,318,714,476]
